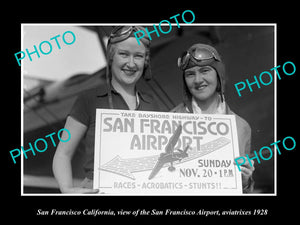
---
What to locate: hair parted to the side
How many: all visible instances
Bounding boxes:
[106,40,151,81]
[105,26,152,109]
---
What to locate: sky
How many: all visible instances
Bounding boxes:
[22,25,106,82]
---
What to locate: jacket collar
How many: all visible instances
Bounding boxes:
[96,83,151,103]
[183,97,231,114]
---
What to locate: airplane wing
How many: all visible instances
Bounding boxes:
[164,124,182,154]
[148,158,165,180]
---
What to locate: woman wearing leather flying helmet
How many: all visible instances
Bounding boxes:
[172,43,255,193]
[53,26,160,194]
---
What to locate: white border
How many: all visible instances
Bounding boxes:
[274,24,277,195]
[21,23,25,193]
[20,23,277,196]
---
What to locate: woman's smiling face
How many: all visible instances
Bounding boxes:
[184,65,218,102]
[111,37,146,87]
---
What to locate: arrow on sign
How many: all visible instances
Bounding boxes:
[100,137,231,180]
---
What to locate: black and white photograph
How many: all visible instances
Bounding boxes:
[22,24,275,195]
[3,6,298,224]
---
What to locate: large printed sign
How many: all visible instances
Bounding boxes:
[93,109,242,195]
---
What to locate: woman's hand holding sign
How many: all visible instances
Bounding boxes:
[234,158,255,191]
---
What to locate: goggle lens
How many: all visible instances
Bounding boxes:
[179,47,221,70]
[109,26,150,45]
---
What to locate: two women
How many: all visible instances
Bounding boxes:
[53,26,254,193]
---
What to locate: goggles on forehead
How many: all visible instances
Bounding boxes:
[109,26,150,46]
[178,47,221,70]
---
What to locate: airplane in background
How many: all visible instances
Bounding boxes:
[23,25,183,192]
[23,25,275,193]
